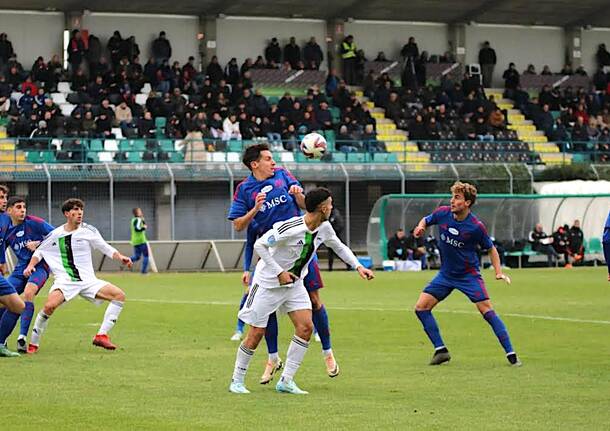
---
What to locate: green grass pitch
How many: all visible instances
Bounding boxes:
[2,268,609,430]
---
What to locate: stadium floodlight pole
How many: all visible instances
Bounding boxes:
[503,163,513,195]
[104,163,114,240]
[165,163,175,240]
[42,163,52,223]
[395,163,405,194]
[339,163,350,247]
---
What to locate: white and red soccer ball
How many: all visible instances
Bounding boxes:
[300,132,327,159]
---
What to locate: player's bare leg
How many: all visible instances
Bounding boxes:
[92,284,126,350]
[29,289,65,353]
[475,300,520,366]
[414,292,450,365]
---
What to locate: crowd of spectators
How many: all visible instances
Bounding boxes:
[0,32,385,157]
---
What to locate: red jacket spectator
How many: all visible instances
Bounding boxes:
[21,77,37,95]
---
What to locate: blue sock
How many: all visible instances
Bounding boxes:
[0,310,20,345]
[483,310,514,354]
[20,301,35,338]
[236,293,248,333]
[264,312,278,355]
[141,256,149,274]
[312,305,331,351]
[415,310,446,349]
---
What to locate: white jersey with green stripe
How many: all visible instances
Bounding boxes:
[33,223,117,283]
[253,215,361,289]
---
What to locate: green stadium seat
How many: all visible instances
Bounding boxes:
[168,151,184,163]
[159,139,175,152]
[332,152,346,162]
[323,130,336,151]
[346,152,366,163]
[268,96,279,105]
[295,152,320,163]
[132,139,147,151]
[373,152,398,163]
[118,139,131,151]
[155,117,167,128]
[27,151,56,163]
[127,152,142,163]
[228,140,243,152]
[88,139,104,152]
[588,238,602,254]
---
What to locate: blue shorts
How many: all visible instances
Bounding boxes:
[0,276,17,297]
[304,255,324,292]
[7,263,50,294]
[132,243,149,257]
[423,272,489,303]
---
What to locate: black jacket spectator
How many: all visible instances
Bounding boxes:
[400,37,419,59]
[265,38,282,65]
[387,229,409,260]
[502,63,520,91]
[283,37,301,69]
[569,221,584,257]
[596,43,610,69]
[478,42,497,66]
[87,34,102,67]
[205,56,224,84]
[303,37,323,70]
[0,33,14,65]
[152,32,172,62]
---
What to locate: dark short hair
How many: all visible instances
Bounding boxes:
[0,184,8,195]
[61,198,84,213]
[242,143,271,171]
[7,196,25,207]
[305,187,332,213]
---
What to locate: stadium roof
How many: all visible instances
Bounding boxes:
[1,0,610,27]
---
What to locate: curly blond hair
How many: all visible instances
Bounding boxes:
[450,181,477,207]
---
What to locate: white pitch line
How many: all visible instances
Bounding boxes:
[128,298,610,326]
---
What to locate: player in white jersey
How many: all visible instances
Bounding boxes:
[229,187,374,395]
[23,198,132,353]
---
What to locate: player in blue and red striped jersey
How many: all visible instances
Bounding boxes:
[228,143,339,383]
[0,196,54,353]
[412,181,520,366]
[602,212,610,281]
[0,185,26,357]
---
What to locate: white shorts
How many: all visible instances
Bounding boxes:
[50,278,109,305]
[238,280,312,328]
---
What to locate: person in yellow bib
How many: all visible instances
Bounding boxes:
[129,208,149,274]
[341,35,357,85]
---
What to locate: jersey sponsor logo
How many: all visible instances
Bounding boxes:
[267,235,277,246]
[16,230,25,237]
[12,240,29,252]
[261,185,273,193]
[259,194,288,213]
[448,227,459,235]
[440,233,464,248]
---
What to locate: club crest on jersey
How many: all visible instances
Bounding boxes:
[16,230,25,237]
[267,235,277,246]
[261,185,273,193]
[448,227,459,235]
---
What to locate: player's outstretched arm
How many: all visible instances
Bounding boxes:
[112,251,133,269]
[23,255,41,277]
[413,218,427,238]
[489,246,510,284]
[324,229,374,281]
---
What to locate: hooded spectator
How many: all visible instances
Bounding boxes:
[152,31,172,64]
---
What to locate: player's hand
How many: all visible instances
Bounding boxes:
[288,185,304,195]
[413,225,426,238]
[241,271,251,286]
[120,255,133,269]
[254,192,267,211]
[25,240,41,252]
[357,266,375,281]
[496,273,511,284]
[0,263,6,275]
[278,271,297,285]
[23,265,35,277]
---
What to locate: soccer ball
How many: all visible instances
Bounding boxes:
[300,132,327,159]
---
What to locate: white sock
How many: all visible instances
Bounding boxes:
[323,348,333,357]
[30,312,50,346]
[232,343,255,383]
[98,301,124,335]
[18,334,26,341]
[269,352,279,362]
[280,335,309,383]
